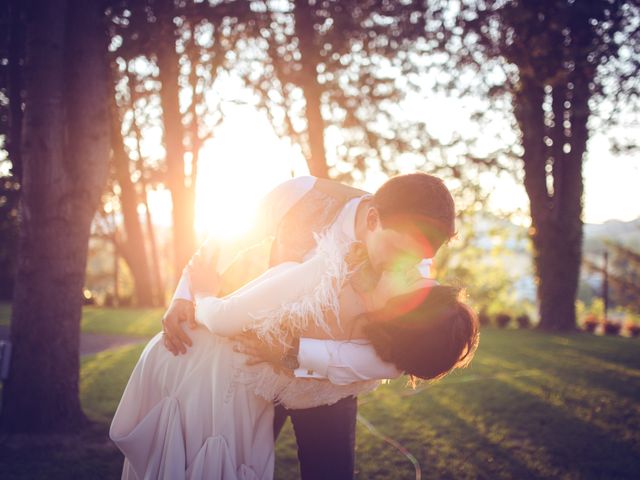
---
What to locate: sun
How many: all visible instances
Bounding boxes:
[193,107,308,241]
[194,152,261,240]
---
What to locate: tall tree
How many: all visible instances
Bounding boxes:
[427,0,640,330]
[289,0,330,177]
[154,0,197,281]
[107,0,254,282]
[0,0,110,432]
[109,94,155,306]
[127,68,165,305]
[248,0,447,182]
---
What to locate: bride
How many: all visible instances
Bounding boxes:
[109,233,478,480]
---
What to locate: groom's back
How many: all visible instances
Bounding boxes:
[269,177,367,266]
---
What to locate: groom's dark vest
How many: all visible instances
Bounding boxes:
[268,178,367,267]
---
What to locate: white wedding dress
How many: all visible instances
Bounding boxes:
[109,234,379,480]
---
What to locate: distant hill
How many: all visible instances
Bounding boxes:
[475,215,640,255]
[583,218,640,253]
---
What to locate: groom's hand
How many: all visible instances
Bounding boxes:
[162,298,197,355]
[234,333,295,377]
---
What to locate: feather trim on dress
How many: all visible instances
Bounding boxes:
[247,230,351,347]
[239,365,380,410]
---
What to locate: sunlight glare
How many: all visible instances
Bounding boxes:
[194,107,308,241]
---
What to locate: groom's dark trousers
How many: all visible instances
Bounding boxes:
[274,396,358,480]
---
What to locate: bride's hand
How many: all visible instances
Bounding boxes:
[365,268,432,311]
[188,242,222,297]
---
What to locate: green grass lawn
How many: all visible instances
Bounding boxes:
[0,303,163,337]
[1,312,639,479]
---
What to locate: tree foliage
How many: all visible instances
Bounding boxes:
[0,0,24,301]
[423,0,640,330]
[584,241,640,313]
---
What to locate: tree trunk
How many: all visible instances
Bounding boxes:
[110,102,155,306]
[293,0,329,178]
[113,235,120,307]
[128,73,165,306]
[515,74,586,332]
[533,217,582,331]
[156,3,196,283]
[142,188,165,306]
[0,0,110,432]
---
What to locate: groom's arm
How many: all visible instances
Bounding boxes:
[162,176,317,354]
[295,339,402,384]
[238,263,434,384]
[293,265,432,384]
[238,335,402,384]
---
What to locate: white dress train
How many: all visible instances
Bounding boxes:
[109,233,377,479]
[110,328,273,480]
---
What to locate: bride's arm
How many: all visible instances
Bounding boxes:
[172,179,311,303]
[195,235,347,339]
[162,177,317,355]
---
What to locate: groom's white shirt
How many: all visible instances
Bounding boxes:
[173,176,431,385]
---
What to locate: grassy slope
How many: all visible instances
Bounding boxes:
[1,307,639,479]
[0,303,163,337]
[352,329,640,480]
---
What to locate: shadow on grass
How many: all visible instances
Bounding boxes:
[0,344,143,479]
[380,334,640,479]
[360,382,552,480]
[354,328,640,479]
[0,421,123,480]
[1,327,638,479]
[490,375,640,478]
[555,333,640,370]
[385,378,640,479]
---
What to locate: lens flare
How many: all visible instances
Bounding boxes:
[374,282,435,322]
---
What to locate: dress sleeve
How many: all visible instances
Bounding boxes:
[171,268,193,302]
[195,232,350,343]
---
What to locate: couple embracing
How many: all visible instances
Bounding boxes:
[109,173,479,479]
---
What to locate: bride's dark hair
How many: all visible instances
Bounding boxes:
[363,285,479,384]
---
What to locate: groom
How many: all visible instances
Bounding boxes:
[162,173,456,479]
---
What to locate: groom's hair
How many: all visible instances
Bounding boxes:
[363,285,479,384]
[373,173,456,254]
